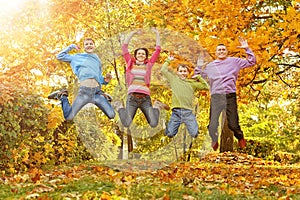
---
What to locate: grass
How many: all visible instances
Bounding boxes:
[1,175,298,200]
[1,153,299,200]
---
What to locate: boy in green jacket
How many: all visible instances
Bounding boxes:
[161,56,209,138]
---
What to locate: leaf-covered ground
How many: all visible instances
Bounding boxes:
[1,152,300,200]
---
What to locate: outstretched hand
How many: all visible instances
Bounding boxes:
[237,36,249,49]
[104,73,112,82]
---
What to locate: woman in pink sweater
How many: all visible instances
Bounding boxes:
[113,28,169,127]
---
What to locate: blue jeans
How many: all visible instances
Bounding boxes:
[165,108,198,138]
[118,93,159,127]
[208,93,244,142]
[60,86,115,120]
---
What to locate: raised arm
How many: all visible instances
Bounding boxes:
[194,56,208,79]
[122,30,141,65]
[151,27,160,47]
[161,56,175,81]
[56,44,79,62]
[236,37,256,67]
[148,28,161,64]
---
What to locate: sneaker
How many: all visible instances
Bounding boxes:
[112,100,123,111]
[153,100,170,111]
[102,92,113,102]
[48,89,68,100]
[238,138,246,148]
[211,141,219,151]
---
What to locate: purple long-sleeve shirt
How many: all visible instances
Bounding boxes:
[194,48,256,95]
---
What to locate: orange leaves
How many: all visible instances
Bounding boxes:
[134,0,300,102]
[0,83,15,105]
[2,154,300,198]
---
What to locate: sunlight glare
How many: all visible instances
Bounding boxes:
[0,0,25,13]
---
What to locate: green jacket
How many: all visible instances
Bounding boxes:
[161,60,209,110]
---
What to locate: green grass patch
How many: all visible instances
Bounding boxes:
[1,178,298,200]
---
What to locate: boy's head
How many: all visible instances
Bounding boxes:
[134,48,149,62]
[177,64,189,80]
[83,38,95,53]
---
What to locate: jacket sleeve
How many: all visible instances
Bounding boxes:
[161,59,175,81]
[122,44,133,70]
[148,45,161,64]
[190,76,209,90]
[194,64,208,80]
[56,44,77,62]
[236,47,256,69]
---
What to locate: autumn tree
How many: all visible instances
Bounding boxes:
[133,0,300,152]
[1,0,299,172]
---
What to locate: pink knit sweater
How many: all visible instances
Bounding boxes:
[122,44,161,95]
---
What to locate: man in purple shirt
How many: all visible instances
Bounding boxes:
[194,37,256,151]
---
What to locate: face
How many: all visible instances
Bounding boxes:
[83,39,95,53]
[135,49,147,62]
[216,45,228,60]
[177,65,189,80]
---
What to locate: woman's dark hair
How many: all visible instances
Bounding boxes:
[134,48,149,60]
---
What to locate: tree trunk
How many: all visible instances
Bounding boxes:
[220,111,234,152]
[127,130,133,153]
[127,128,134,159]
[115,125,123,159]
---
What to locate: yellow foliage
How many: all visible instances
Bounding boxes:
[32,152,47,165]
[47,106,64,129]
[43,143,54,155]
[34,135,45,143]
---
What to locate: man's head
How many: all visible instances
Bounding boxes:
[215,44,228,60]
[83,38,95,53]
[177,64,189,80]
[134,48,149,62]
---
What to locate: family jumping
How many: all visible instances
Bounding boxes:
[48,28,256,151]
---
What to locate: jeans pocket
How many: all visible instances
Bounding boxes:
[95,88,103,95]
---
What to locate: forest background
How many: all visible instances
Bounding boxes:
[0,0,299,176]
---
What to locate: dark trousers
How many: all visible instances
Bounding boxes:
[118,93,159,128]
[208,93,244,142]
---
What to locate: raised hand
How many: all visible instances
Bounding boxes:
[151,27,159,34]
[168,55,174,61]
[197,56,209,67]
[124,29,142,44]
[151,27,161,46]
[135,29,143,35]
[75,45,80,51]
[237,36,249,49]
[197,56,204,67]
